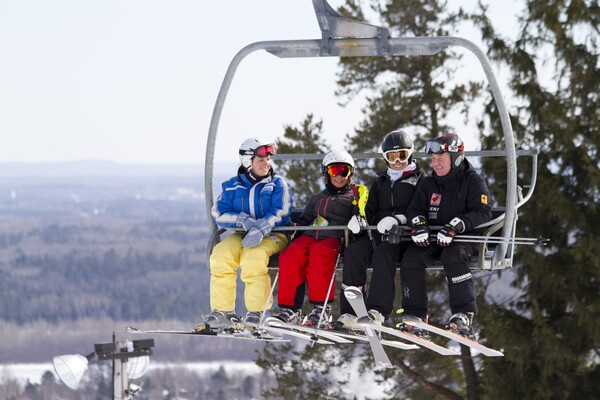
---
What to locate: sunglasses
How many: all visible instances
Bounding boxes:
[383,149,411,163]
[425,140,464,154]
[326,164,352,178]
[240,143,277,158]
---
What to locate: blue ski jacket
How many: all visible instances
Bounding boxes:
[211,168,293,230]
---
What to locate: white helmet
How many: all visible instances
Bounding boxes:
[321,150,355,177]
[238,137,276,169]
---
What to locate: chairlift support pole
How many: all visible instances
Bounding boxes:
[205,0,517,269]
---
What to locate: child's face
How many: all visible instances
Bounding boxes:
[325,163,352,189]
[330,174,350,189]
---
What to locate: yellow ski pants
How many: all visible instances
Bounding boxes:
[209,232,288,313]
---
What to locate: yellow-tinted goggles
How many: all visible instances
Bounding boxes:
[383,149,411,163]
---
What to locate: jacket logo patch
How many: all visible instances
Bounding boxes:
[481,194,488,204]
[430,193,441,206]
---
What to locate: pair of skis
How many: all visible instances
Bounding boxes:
[127,286,503,366]
[262,287,500,367]
[342,286,456,367]
[342,286,503,367]
[126,322,290,343]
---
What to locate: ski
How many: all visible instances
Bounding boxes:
[247,322,336,345]
[126,326,289,343]
[401,315,504,357]
[329,328,419,351]
[368,323,459,356]
[344,286,393,368]
[265,319,354,344]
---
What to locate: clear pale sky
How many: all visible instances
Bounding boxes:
[0,1,517,165]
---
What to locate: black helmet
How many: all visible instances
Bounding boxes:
[425,133,464,169]
[381,130,414,164]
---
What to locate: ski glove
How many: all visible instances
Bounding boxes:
[437,217,465,247]
[253,218,273,236]
[242,228,264,248]
[410,216,430,247]
[235,212,256,231]
[377,214,408,234]
[384,224,405,244]
[347,215,368,234]
[242,218,273,248]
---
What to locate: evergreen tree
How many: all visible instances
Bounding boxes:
[273,113,330,206]
[472,1,600,399]
[260,1,493,398]
[337,0,482,172]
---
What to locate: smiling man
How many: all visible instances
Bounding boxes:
[397,133,492,340]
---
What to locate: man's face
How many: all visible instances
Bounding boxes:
[431,152,451,176]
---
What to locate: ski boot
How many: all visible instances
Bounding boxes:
[301,305,332,329]
[267,308,302,325]
[331,313,360,331]
[244,311,263,325]
[367,309,385,326]
[196,310,242,332]
[445,312,476,340]
[396,314,431,340]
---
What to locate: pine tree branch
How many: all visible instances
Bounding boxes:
[397,358,464,400]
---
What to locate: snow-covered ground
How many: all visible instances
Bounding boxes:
[2,359,391,398]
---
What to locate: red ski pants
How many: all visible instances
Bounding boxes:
[277,235,340,307]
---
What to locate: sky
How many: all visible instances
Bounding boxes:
[0,1,519,166]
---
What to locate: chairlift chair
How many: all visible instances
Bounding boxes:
[204,0,539,271]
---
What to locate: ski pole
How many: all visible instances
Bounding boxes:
[382,231,549,245]
[446,234,549,246]
[259,271,279,326]
[317,237,345,329]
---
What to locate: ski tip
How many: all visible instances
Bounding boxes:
[126,326,140,333]
[343,286,361,299]
[376,361,394,369]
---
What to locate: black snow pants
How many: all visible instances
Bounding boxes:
[400,242,478,319]
[340,233,408,318]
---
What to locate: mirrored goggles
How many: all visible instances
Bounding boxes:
[326,164,352,178]
[425,140,463,154]
[240,143,277,157]
[255,143,276,157]
[383,149,412,163]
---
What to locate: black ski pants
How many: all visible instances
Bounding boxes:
[400,242,478,319]
[340,233,408,318]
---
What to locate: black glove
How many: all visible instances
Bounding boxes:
[410,216,430,247]
[437,217,465,247]
[384,224,405,244]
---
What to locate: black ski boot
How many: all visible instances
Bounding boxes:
[445,312,475,340]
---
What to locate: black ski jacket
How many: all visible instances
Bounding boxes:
[364,164,425,226]
[406,159,492,233]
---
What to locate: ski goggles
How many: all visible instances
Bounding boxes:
[425,140,464,154]
[326,164,352,178]
[239,143,277,157]
[383,149,412,163]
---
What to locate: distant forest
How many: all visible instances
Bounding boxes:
[0,173,267,363]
